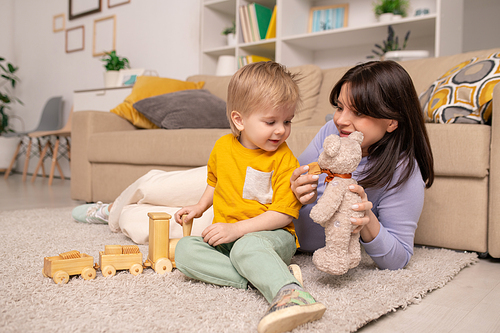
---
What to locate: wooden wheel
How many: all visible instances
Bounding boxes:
[53,270,69,284]
[154,258,172,275]
[42,269,48,278]
[129,263,143,276]
[102,265,116,277]
[81,266,97,280]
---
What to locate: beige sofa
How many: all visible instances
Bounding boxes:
[71,48,500,258]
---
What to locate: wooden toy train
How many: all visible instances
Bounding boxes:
[43,212,192,284]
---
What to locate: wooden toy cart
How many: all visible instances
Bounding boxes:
[143,212,192,274]
[95,245,144,277]
[43,250,96,284]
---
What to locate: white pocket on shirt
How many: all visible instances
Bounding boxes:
[242,167,273,205]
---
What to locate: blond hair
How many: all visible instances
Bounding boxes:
[226,61,301,136]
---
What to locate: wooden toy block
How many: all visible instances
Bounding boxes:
[307,162,322,175]
[144,212,193,274]
[122,245,140,254]
[147,212,171,265]
[104,245,123,255]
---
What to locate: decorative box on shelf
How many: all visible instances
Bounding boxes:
[73,86,132,112]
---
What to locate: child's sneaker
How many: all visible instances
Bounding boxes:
[257,289,326,333]
[72,202,109,224]
[288,264,304,287]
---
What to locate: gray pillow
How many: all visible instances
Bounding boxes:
[133,89,230,129]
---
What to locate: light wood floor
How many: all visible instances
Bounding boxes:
[1,172,499,332]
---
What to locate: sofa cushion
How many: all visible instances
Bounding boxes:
[186,64,323,126]
[110,76,205,129]
[419,52,499,124]
[133,89,230,129]
[425,123,490,178]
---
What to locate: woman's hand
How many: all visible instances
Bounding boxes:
[348,184,380,242]
[290,165,319,205]
[201,223,242,246]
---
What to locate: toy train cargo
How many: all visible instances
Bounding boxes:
[43,213,192,284]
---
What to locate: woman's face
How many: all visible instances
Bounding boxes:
[333,84,398,156]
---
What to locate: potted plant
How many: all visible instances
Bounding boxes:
[0,57,23,169]
[373,0,409,21]
[368,25,410,59]
[221,21,237,46]
[101,50,130,88]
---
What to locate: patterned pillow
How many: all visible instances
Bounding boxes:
[420,52,500,124]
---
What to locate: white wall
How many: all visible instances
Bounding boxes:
[7,0,201,133]
[0,0,14,60]
[463,0,500,52]
[3,0,200,175]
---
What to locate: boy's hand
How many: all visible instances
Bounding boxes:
[174,205,203,225]
[290,164,319,205]
[201,223,242,246]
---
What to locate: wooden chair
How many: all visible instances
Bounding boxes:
[4,96,63,181]
[29,108,72,185]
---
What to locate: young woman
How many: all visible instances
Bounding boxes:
[290,60,434,271]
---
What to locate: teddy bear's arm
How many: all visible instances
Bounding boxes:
[309,182,345,226]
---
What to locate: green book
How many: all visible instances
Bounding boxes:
[253,3,273,40]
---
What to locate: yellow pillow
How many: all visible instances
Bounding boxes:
[111,76,205,128]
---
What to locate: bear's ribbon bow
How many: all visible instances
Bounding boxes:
[321,169,352,183]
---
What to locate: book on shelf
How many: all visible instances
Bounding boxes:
[247,4,258,42]
[238,55,273,68]
[239,5,251,43]
[239,3,274,43]
[265,5,277,39]
[253,3,273,40]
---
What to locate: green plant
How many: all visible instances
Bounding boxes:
[221,21,236,35]
[369,25,410,58]
[0,57,22,135]
[373,0,409,17]
[101,50,130,71]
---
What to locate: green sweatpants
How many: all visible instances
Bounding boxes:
[175,229,299,303]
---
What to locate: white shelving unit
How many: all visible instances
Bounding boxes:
[200,0,463,75]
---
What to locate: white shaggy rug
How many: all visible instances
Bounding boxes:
[0,207,478,332]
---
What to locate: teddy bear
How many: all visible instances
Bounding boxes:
[308,131,364,275]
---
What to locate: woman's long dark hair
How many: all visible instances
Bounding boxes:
[330,61,434,189]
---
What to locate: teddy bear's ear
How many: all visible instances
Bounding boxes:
[348,131,364,145]
[323,134,341,157]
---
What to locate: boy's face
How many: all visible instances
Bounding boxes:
[233,104,295,151]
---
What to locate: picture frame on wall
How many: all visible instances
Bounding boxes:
[53,13,65,33]
[117,68,145,87]
[93,15,116,57]
[65,25,85,53]
[308,4,349,33]
[108,0,130,8]
[69,0,102,20]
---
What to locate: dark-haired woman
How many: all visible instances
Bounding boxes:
[290,60,434,270]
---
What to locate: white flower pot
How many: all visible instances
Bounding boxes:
[0,136,19,170]
[378,13,394,22]
[384,50,430,61]
[226,33,237,46]
[104,70,120,88]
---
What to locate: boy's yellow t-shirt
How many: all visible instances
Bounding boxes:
[207,134,302,239]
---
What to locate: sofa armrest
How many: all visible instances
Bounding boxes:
[71,111,136,202]
[489,85,500,257]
